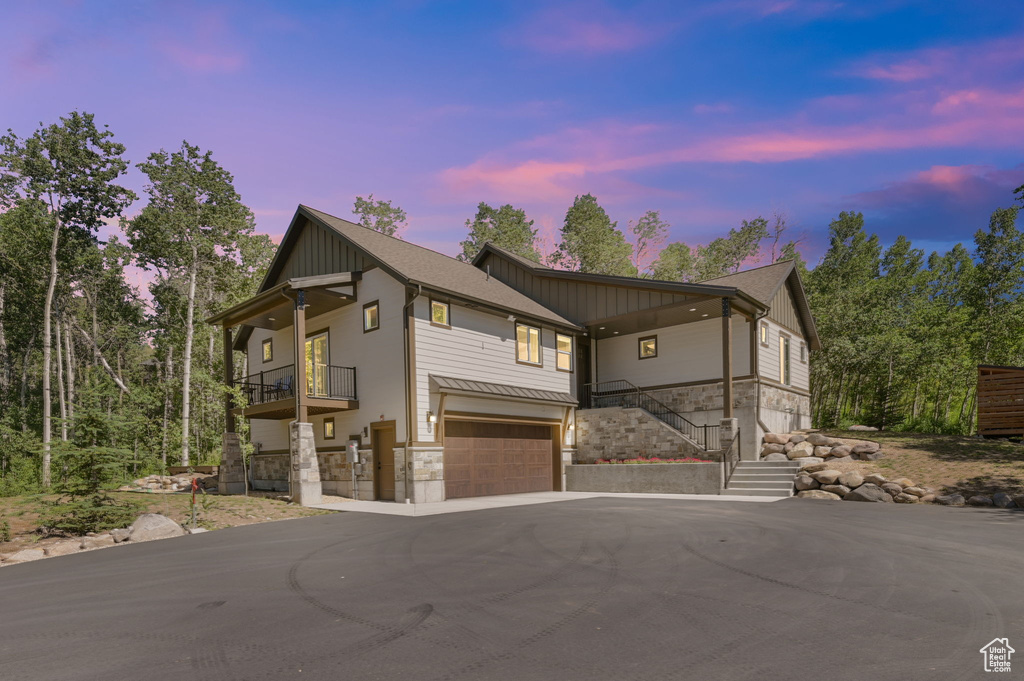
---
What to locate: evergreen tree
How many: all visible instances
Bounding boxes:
[551,194,635,276]
[458,202,540,262]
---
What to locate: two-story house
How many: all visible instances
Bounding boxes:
[209,205,818,505]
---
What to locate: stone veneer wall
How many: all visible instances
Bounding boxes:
[575,407,712,463]
[645,378,757,417]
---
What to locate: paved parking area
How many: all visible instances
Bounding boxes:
[1,497,1021,680]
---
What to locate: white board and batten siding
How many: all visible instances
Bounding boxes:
[246,268,409,451]
[596,317,751,387]
[413,298,572,441]
[757,318,809,392]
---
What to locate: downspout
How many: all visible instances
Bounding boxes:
[403,284,423,503]
[753,310,771,434]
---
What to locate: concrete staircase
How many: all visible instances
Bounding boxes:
[720,460,798,497]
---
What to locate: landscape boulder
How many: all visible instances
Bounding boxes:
[788,434,807,444]
[920,494,936,503]
[110,528,132,543]
[820,484,851,496]
[761,444,786,456]
[851,442,880,455]
[787,442,815,459]
[813,446,832,458]
[991,493,1015,509]
[935,494,965,506]
[864,473,888,486]
[3,548,46,564]
[848,425,879,431]
[129,514,185,542]
[894,493,918,504]
[893,477,915,488]
[844,483,893,503]
[80,534,115,550]
[828,445,851,459]
[967,495,993,507]
[838,471,864,489]
[44,540,82,557]
[881,482,904,497]
[794,474,819,491]
[763,452,790,462]
[1012,495,1024,509]
[798,460,828,472]
[828,456,854,464]
[902,486,927,497]
[796,490,842,500]
[806,433,832,446]
[764,433,791,445]
[810,469,841,485]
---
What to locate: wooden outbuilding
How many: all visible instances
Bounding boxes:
[977,365,1024,437]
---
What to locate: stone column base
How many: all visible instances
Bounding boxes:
[219,432,246,495]
[290,421,322,506]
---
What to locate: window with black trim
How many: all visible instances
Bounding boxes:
[759,322,769,346]
[324,418,335,440]
[430,300,450,327]
[262,338,273,363]
[516,323,542,365]
[556,334,573,372]
[363,301,379,332]
[639,335,657,359]
[779,335,791,385]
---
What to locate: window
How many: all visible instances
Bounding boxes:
[779,335,791,385]
[556,334,573,372]
[760,322,769,346]
[639,335,657,360]
[363,301,379,332]
[516,323,542,365]
[261,338,273,363]
[305,331,329,397]
[430,300,450,327]
[323,418,335,440]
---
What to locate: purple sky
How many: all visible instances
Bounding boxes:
[3,0,1023,271]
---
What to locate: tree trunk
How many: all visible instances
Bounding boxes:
[833,369,846,426]
[70,320,131,394]
[55,317,67,442]
[0,282,8,393]
[162,347,174,466]
[41,217,62,487]
[912,381,920,419]
[64,319,75,435]
[181,257,198,467]
[20,335,34,433]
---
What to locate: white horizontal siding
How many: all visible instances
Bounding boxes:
[758,319,808,391]
[413,299,573,440]
[596,317,751,387]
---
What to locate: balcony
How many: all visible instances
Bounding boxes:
[233,364,358,420]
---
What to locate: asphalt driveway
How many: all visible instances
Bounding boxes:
[1,497,1021,681]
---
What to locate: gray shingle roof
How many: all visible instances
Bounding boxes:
[301,206,580,329]
[698,260,795,305]
[431,375,576,405]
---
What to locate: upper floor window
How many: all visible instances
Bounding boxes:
[363,301,379,332]
[324,417,335,440]
[556,334,573,372]
[639,335,657,360]
[262,338,273,363]
[516,323,542,366]
[430,300,450,328]
[779,335,791,385]
[760,322,769,346]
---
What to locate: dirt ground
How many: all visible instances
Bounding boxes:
[0,490,345,557]
[821,430,1024,497]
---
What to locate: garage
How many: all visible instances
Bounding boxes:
[443,419,559,499]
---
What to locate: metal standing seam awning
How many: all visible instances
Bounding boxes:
[430,375,577,406]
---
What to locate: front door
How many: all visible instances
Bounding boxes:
[373,424,396,501]
[304,332,329,397]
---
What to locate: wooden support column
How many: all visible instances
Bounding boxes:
[722,297,733,419]
[294,290,308,423]
[223,325,236,432]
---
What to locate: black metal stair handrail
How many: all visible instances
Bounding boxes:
[722,428,740,487]
[581,379,719,451]
[235,364,357,405]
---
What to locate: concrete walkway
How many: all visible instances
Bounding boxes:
[312,490,781,516]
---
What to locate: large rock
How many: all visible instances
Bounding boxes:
[813,446,832,458]
[838,471,864,489]
[828,445,851,459]
[920,494,936,503]
[3,548,46,564]
[129,514,185,542]
[787,442,815,459]
[761,443,786,456]
[935,493,965,506]
[44,540,82,557]
[864,473,888,486]
[967,495,993,507]
[881,482,904,497]
[798,459,828,472]
[848,425,879,431]
[80,534,115,550]
[110,528,131,543]
[764,433,791,445]
[829,456,854,464]
[894,493,918,504]
[893,477,915,488]
[851,442,880,455]
[788,434,807,444]
[991,493,1015,509]
[783,442,795,452]
[763,452,790,462]
[902,486,927,497]
[844,483,893,503]
[794,474,819,491]
[806,433,832,446]
[810,469,841,485]
[1012,495,1024,509]
[857,451,883,461]
[821,484,851,496]
[797,490,842,500]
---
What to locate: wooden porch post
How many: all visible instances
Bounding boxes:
[294,290,308,422]
[223,325,235,432]
[722,298,733,419]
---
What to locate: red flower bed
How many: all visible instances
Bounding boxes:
[595,456,713,464]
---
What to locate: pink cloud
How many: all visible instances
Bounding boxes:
[511,3,673,55]
[851,34,1024,83]
[441,159,588,201]
[157,40,245,73]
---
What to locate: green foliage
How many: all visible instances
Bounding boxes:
[652,242,696,282]
[458,202,540,262]
[551,194,635,276]
[353,194,407,237]
[629,210,669,276]
[0,425,42,497]
[0,517,10,543]
[694,217,770,280]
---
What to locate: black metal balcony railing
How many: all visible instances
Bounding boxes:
[581,379,719,451]
[234,364,357,406]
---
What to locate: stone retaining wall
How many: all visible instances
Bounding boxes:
[575,407,710,463]
[646,379,757,414]
[566,463,721,494]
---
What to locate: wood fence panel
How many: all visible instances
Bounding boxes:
[977,365,1024,437]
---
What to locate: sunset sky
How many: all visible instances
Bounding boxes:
[3,0,1023,266]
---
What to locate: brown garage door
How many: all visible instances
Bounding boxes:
[444,420,556,499]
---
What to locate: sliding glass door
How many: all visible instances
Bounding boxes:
[305,332,329,397]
